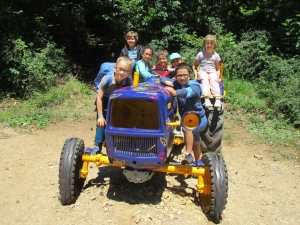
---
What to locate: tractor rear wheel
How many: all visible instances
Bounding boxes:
[199,152,228,224]
[58,138,85,205]
[200,100,224,153]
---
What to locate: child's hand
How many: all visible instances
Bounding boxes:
[167,66,174,73]
[165,86,177,96]
[97,117,106,128]
[164,80,173,87]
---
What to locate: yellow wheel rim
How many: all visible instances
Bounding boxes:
[199,166,211,213]
[182,113,200,130]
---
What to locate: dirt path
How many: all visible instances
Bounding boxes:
[0,112,299,225]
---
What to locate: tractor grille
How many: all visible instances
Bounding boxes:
[112,135,158,157]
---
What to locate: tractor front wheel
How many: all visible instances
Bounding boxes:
[58,138,85,205]
[199,152,228,224]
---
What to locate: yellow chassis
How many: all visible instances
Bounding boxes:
[80,153,211,196]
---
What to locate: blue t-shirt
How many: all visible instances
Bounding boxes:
[128,49,138,65]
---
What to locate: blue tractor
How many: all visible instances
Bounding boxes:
[58,68,228,223]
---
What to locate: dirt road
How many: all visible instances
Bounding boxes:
[0,112,299,225]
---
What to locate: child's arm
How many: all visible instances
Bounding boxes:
[119,48,125,57]
[136,61,157,79]
[192,59,199,80]
[152,65,162,78]
[160,77,174,87]
[215,60,220,78]
[165,86,177,96]
[96,90,106,128]
[167,65,174,73]
[176,83,201,98]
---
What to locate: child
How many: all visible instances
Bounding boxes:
[120,31,143,78]
[93,56,133,154]
[161,63,207,165]
[152,50,173,77]
[167,52,183,79]
[135,46,158,82]
[120,31,142,65]
[192,34,222,108]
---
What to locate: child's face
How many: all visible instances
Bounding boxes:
[142,49,153,62]
[158,56,168,67]
[204,41,215,52]
[126,36,137,48]
[175,68,191,86]
[171,58,182,68]
[114,60,132,82]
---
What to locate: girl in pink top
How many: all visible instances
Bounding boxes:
[193,34,222,108]
[153,50,173,77]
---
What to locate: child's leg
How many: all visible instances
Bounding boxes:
[199,71,213,107]
[208,72,222,108]
[183,128,193,154]
[193,141,202,160]
[181,128,194,165]
[192,131,202,160]
[208,72,221,95]
[198,71,210,96]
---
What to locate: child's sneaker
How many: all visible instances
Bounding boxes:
[214,98,222,108]
[181,153,194,165]
[204,98,213,108]
[91,145,100,155]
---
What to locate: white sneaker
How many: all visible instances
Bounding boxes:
[204,98,213,108]
[214,98,222,108]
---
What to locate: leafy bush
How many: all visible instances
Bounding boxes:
[221,30,271,80]
[281,13,300,53]
[257,56,300,127]
[1,39,70,98]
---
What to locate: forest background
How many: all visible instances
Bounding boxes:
[0,0,299,149]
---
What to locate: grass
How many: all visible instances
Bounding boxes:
[223,77,300,155]
[224,78,266,113]
[224,133,234,143]
[0,77,94,130]
[268,149,298,161]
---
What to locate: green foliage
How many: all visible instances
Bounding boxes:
[0,0,299,133]
[282,12,300,52]
[223,78,266,113]
[257,57,300,127]
[0,77,92,129]
[1,39,70,98]
[0,1,87,98]
[217,33,238,56]
[47,3,88,61]
[222,30,272,80]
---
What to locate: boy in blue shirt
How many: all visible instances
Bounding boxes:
[161,63,207,164]
[120,31,142,79]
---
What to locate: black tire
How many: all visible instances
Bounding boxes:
[199,152,228,224]
[200,99,224,153]
[58,138,85,205]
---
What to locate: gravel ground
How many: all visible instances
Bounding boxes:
[0,114,299,225]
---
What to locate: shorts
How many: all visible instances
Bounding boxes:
[192,115,207,142]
